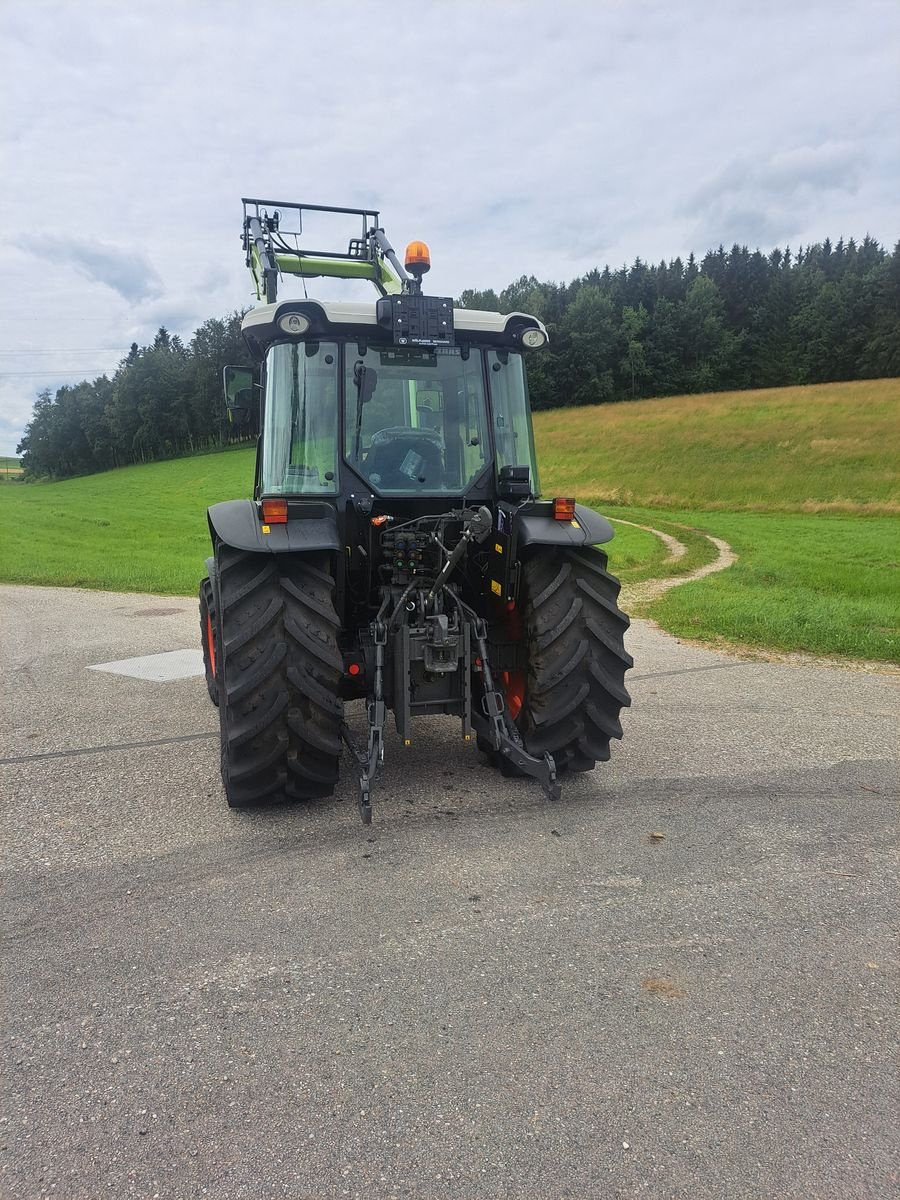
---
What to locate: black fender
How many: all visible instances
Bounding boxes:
[207,499,341,555]
[515,502,614,549]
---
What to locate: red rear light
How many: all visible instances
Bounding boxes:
[260,498,288,524]
[553,497,576,521]
[347,662,361,677]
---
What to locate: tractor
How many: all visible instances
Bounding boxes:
[200,199,632,823]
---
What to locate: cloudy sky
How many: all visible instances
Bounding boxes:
[1,0,897,455]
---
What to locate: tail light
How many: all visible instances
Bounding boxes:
[553,497,576,521]
[260,498,288,524]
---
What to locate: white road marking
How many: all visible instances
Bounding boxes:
[88,649,204,682]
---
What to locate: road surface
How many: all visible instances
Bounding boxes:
[1,584,897,1199]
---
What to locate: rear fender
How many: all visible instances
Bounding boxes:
[207,499,340,555]
[515,502,614,548]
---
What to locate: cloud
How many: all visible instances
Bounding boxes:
[30,236,163,303]
[0,378,58,456]
[761,143,866,193]
[691,143,864,211]
[683,142,869,248]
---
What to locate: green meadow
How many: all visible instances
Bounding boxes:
[0,446,253,595]
[535,378,899,514]
[608,507,898,662]
[1,379,897,662]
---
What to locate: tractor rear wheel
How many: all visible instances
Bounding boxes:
[486,545,632,775]
[199,576,219,707]
[215,546,343,808]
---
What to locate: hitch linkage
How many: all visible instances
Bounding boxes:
[341,617,388,825]
[468,617,561,803]
[343,609,560,825]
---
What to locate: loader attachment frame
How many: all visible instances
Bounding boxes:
[242,198,410,302]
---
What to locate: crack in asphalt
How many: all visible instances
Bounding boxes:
[629,661,752,681]
[0,730,218,766]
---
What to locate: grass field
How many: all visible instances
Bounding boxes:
[535,378,899,513]
[0,449,255,595]
[0,455,22,479]
[611,507,898,661]
[1,379,897,662]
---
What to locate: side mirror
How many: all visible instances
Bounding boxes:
[223,365,254,412]
[353,361,378,405]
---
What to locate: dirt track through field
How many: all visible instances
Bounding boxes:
[611,518,737,606]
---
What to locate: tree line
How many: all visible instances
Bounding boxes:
[17,314,255,479]
[16,234,899,478]
[460,234,899,410]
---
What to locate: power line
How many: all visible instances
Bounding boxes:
[0,316,128,322]
[0,348,131,356]
[0,369,119,378]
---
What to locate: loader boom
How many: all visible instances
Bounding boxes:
[242,198,410,302]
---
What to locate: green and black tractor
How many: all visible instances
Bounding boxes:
[200,199,632,823]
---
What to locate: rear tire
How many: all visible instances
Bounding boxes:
[215,546,343,808]
[485,545,632,775]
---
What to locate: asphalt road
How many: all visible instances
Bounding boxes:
[1,584,898,1200]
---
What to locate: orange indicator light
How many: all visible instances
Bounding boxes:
[261,498,288,524]
[553,497,576,521]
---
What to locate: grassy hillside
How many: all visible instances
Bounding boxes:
[535,378,899,513]
[1,380,897,661]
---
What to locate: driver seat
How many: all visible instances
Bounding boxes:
[365,428,444,489]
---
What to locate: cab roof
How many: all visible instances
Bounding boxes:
[240,299,549,359]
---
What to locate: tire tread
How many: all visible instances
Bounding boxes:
[519,545,631,774]
[216,547,343,808]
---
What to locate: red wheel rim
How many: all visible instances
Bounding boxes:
[206,611,216,677]
[501,600,525,721]
[501,670,525,721]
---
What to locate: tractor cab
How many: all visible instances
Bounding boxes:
[239,298,544,503]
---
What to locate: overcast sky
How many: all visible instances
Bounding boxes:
[1,0,897,455]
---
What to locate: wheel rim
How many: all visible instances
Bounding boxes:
[501,670,525,720]
[501,600,525,722]
[206,611,216,677]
